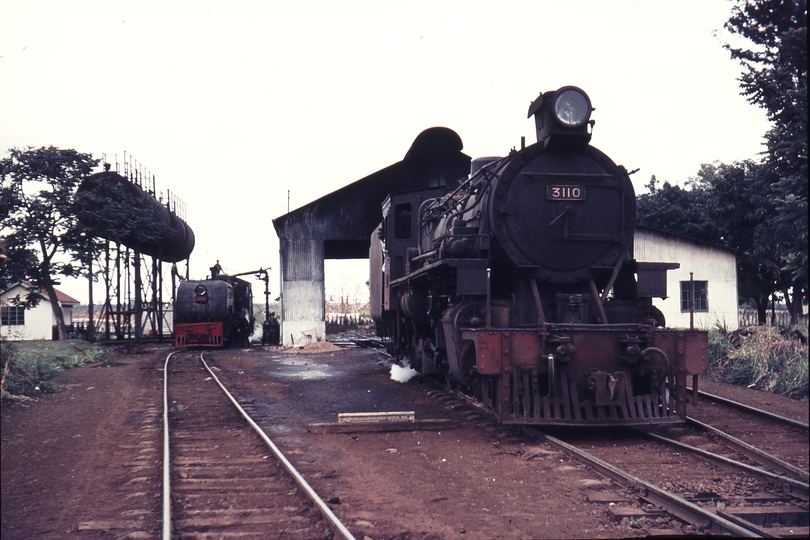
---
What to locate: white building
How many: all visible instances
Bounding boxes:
[1,282,80,341]
[635,226,738,331]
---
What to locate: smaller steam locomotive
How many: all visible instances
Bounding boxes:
[174,268,254,348]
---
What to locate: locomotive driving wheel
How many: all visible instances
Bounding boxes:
[443,302,486,389]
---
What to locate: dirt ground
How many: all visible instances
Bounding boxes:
[2,342,808,539]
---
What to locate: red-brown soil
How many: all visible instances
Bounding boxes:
[2,342,807,539]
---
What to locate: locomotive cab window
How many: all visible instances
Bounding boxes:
[394,203,413,240]
[680,281,708,312]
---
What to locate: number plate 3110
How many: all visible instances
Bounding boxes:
[547,185,586,201]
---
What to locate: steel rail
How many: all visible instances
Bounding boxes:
[198,352,356,540]
[162,350,182,540]
[522,427,762,537]
[686,416,809,483]
[638,430,809,495]
[689,388,809,432]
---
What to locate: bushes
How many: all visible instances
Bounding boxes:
[0,340,108,400]
[708,325,809,400]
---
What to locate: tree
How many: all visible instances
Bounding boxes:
[0,147,99,339]
[636,175,720,243]
[692,161,782,324]
[725,0,808,324]
[637,163,784,325]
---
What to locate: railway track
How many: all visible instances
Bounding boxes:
[689,388,809,433]
[423,376,809,537]
[525,400,809,537]
[524,426,808,537]
[162,351,354,539]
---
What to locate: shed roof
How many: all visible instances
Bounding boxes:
[273,127,471,258]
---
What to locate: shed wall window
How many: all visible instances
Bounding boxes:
[1,306,25,325]
[680,281,708,312]
[394,203,412,240]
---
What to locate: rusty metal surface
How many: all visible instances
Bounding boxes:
[651,330,710,375]
[463,324,692,426]
[175,322,224,347]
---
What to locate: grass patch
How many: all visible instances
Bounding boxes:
[1,340,109,400]
[709,325,808,400]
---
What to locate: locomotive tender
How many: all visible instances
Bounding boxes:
[370,86,708,426]
[174,274,254,348]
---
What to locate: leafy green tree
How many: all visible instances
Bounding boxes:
[691,162,781,324]
[637,163,784,325]
[636,175,719,243]
[0,147,99,339]
[725,0,808,324]
[0,235,43,307]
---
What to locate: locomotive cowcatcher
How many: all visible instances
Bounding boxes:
[174,271,254,348]
[370,87,708,426]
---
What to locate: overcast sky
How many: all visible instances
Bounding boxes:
[1,0,770,304]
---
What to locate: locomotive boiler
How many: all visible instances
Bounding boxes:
[174,273,254,348]
[370,86,708,426]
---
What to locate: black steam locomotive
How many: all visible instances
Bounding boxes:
[174,273,254,348]
[371,87,708,426]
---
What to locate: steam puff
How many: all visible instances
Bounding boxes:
[390,363,419,383]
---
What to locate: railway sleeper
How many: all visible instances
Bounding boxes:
[716,506,810,539]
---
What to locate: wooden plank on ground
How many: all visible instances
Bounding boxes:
[78,520,140,530]
[308,418,457,434]
[338,411,415,423]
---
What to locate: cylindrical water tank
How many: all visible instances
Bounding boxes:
[76,171,195,262]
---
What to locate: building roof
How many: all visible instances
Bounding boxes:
[637,225,737,254]
[1,281,81,305]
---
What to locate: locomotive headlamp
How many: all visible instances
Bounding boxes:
[194,285,207,296]
[553,87,591,127]
[528,86,593,148]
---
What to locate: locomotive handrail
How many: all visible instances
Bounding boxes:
[522,171,614,178]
